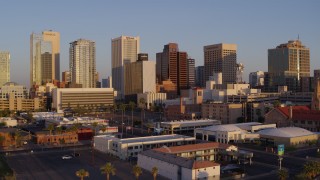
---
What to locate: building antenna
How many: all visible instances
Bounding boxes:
[298,34,300,40]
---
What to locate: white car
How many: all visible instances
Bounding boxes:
[62,155,72,160]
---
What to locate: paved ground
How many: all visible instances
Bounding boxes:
[6,149,168,180]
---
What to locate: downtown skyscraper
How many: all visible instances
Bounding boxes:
[111,36,140,99]
[204,43,237,85]
[30,30,60,86]
[268,40,310,92]
[0,51,10,86]
[69,39,96,88]
[156,43,188,95]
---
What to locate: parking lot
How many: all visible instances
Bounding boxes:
[6,149,168,180]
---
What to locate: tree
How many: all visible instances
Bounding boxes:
[46,124,55,136]
[119,103,127,135]
[273,100,281,108]
[92,122,98,136]
[129,101,136,134]
[76,169,89,180]
[236,117,245,123]
[278,169,288,180]
[151,167,158,180]
[301,161,320,179]
[139,98,146,133]
[100,162,116,180]
[100,125,107,134]
[132,165,142,180]
[56,126,63,135]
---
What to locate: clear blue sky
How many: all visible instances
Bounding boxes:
[0,0,319,86]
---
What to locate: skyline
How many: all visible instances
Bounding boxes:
[0,0,319,86]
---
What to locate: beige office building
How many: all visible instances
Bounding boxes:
[268,40,310,92]
[0,51,10,86]
[112,36,140,99]
[30,31,60,86]
[204,44,237,85]
[124,60,156,96]
[202,103,243,124]
[52,88,114,113]
[69,39,96,88]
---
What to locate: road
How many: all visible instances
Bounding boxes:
[6,149,168,180]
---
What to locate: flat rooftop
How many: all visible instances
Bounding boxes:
[120,134,195,144]
[161,119,221,125]
[154,142,233,153]
[140,150,219,169]
[96,134,195,144]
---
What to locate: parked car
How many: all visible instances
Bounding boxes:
[62,155,72,160]
[72,153,80,157]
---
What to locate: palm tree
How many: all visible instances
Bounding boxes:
[92,122,98,136]
[119,103,127,136]
[128,101,136,134]
[100,125,107,134]
[47,124,55,136]
[139,98,146,133]
[56,126,63,135]
[132,165,142,180]
[278,169,288,180]
[302,161,320,179]
[76,169,89,180]
[100,162,116,180]
[151,167,158,180]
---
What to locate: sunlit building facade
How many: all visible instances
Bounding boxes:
[0,51,10,86]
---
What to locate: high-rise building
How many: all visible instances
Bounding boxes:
[314,69,320,80]
[111,36,140,99]
[124,54,156,96]
[30,31,60,86]
[268,40,310,92]
[156,43,188,95]
[195,66,205,87]
[187,58,195,88]
[69,39,96,88]
[0,51,10,86]
[102,76,112,88]
[204,43,237,85]
[249,71,265,87]
[62,71,71,84]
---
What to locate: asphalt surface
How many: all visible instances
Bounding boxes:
[6,149,168,180]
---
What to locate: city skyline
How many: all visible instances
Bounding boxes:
[0,1,319,87]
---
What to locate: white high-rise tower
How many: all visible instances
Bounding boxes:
[111,36,140,99]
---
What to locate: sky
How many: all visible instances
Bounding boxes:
[0,0,319,87]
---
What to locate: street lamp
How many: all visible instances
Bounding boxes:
[278,156,283,170]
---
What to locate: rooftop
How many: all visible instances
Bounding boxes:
[199,124,244,132]
[154,142,233,154]
[96,134,195,144]
[258,127,315,138]
[161,119,220,126]
[140,150,219,169]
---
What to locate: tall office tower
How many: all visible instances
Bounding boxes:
[0,51,10,86]
[112,36,140,99]
[124,53,156,97]
[204,43,237,85]
[195,66,205,87]
[249,71,265,87]
[30,31,60,86]
[102,76,112,88]
[187,58,195,88]
[268,40,310,92]
[69,39,96,88]
[62,71,71,83]
[156,43,188,95]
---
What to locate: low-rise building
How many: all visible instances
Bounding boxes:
[137,92,166,110]
[52,88,114,113]
[138,150,220,180]
[202,103,243,124]
[258,127,318,147]
[94,134,196,160]
[0,117,18,127]
[160,119,221,135]
[35,131,78,145]
[265,106,320,132]
[0,96,43,111]
[194,122,275,144]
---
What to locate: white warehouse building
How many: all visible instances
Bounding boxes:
[94,134,196,160]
